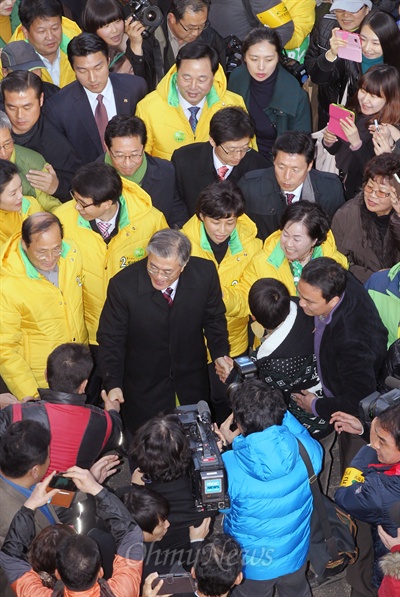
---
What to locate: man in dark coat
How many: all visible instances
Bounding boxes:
[97,229,230,435]
[238,131,345,240]
[43,33,147,166]
[172,106,270,218]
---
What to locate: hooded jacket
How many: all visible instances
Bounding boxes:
[240,228,348,297]
[55,178,168,344]
[182,214,262,356]
[0,195,42,246]
[0,234,88,399]
[135,63,248,160]
[223,411,322,580]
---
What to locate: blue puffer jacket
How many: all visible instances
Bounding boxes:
[222,412,322,580]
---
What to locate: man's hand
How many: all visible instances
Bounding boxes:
[0,392,18,409]
[26,163,59,195]
[90,454,120,484]
[378,525,400,550]
[214,413,239,446]
[330,411,363,435]
[24,471,59,510]
[292,391,315,414]
[215,356,232,383]
[142,572,171,597]
[189,517,211,542]
[102,388,123,412]
[63,467,103,496]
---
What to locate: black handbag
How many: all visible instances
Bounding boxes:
[297,439,358,579]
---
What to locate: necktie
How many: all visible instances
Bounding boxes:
[95,94,108,151]
[188,106,200,133]
[97,221,111,239]
[286,193,295,205]
[217,166,229,180]
[162,287,173,306]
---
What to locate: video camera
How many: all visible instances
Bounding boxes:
[175,401,230,512]
[281,54,308,86]
[359,376,400,424]
[127,0,163,38]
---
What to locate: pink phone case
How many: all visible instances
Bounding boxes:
[328,104,355,142]
[335,30,362,62]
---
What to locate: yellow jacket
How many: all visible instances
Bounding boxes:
[135,64,250,160]
[0,234,88,399]
[240,229,349,298]
[10,17,81,87]
[285,0,315,50]
[0,195,42,246]
[182,214,262,356]
[55,178,168,344]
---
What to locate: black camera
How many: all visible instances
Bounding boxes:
[359,386,400,424]
[175,401,230,512]
[281,54,308,86]
[227,355,258,399]
[225,35,243,74]
[128,0,164,38]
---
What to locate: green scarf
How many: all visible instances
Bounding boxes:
[105,151,148,185]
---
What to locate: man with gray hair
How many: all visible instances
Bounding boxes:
[97,228,230,434]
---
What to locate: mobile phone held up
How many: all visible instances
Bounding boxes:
[328,104,356,142]
[335,30,362,62]
[46,473,77,508]
[151,573,196,595]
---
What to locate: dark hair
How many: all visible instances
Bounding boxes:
[56,535,101,591]
[30,525,76,588]
[169,0,210,21]
[105,114,147,149]
[19,0,62,30]
[196,180,245,219]
[352,64,400,124]
[71,163,122,205]
[376,403,400,451]
[176,41,219,74]
[230,379,287,436]
[300,257,347,302]
[131,414,192,482]
[249,278,291,330]
[81,0,124,34]
[0,159,19,195]
[22,212,63,247]
[363,152,400,184]
[2,70,43,100]
[272,131,315,164]
[46,343,93,393]
[209,107,255,144]
[0,420,50,478]
[360,11,400,72]
[242,26,282,58]
[120,485,170,533]
[280,201,330,246]
[67,33,110,68]
[194,534,242,597]
[147,229,191,267]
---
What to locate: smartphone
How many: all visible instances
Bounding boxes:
[46,474,77,508]
[335,30,362,62]
[328,104,356,142]
[151,573,196,595]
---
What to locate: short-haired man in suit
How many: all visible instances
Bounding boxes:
[238,131,346,240]
[103,115,188,228]
[97,228,230,434]
[43,33,147,166]
[172,106,270,217]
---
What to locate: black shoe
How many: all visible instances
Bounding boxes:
[307,568,346,589]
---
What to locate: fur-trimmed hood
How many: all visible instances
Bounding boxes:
[380,550,400,580]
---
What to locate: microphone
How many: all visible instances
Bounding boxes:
[385,376,400,390]
[197,400,212,425]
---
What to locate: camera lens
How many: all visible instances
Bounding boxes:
[145,9,157,22]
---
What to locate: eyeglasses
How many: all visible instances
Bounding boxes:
[0,139,13,152]
[364,183,391,199]
[147,266,181,280]
[177,19,209,33]
[32,248,62,260]
[70,191,96,209]
[109,149,144,164]
[219,144,251,156]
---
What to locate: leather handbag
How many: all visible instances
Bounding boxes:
[297,439,358,580]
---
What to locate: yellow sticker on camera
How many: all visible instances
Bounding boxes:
[340,467,365,487]
[256,3,291,28]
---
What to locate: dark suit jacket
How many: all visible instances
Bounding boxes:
[171,142,271,217]
[238,167,346,241]
[314,273,388,421]
[43,73,148,165]
[97,257,229,433]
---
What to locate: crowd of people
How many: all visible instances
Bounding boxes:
[0,0,399,596]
